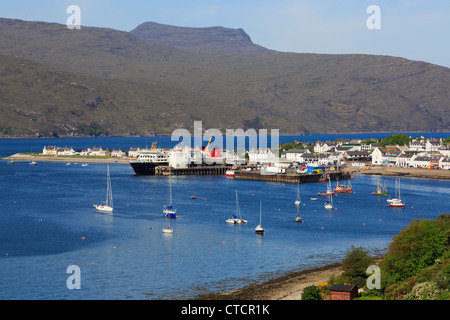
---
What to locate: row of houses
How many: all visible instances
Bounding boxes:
[279,148,371,166]
[314,138,446,153]
[42,146,126,157]
[281,138,450,170]
[372,147,450,169]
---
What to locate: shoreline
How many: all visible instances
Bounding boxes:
[3,154,449,181]
[1,153,129,164]
[345,166,450,181]
[0,131,449,139]
[197,262,343,300]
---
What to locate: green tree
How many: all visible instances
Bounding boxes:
[341,245,375,287]
[380,134,410,147]
[301,285,323,300]
[380,219,447,282]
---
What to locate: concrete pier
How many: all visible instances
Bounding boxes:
[233,171,350,184]
[155,165,229,176]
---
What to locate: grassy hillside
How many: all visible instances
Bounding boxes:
[0,55,251,137]
[0,18,449,136]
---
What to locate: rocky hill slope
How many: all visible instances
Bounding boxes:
[0,18,448,137]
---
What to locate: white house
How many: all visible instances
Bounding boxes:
[409,139,441,152]
[371,147,401,166]
[296,153,332,165]
[395,152,416,167]
[111,149,126,157]
[57,147,76,156]
[281,149,310,162]
[360,144,373,151]
[248,148,280,165]
[438,144,450,157]
[43,146,59,155]
[344,150,371,162]
[411,156,431,168]
[314,142,337,153]
[426,140,441,152]
[371,147,387,165]
[439,157,450,170]
[89,147,109,156]
[409,139,426,152]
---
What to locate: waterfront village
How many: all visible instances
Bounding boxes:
[40,135,450,171]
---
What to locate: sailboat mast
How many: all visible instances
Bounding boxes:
[235,189,239,217]
[259,200,262,225]
[106,164,111,206]
[110,166,113,207]
[169,166,173,206]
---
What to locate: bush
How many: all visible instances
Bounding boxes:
[301,285,323,300]
[341,245,375,288]
[380,219,447,282]
[404,281,440,300]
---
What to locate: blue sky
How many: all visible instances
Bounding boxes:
[1,0,449,67]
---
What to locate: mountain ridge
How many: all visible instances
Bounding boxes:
[130,21,274,54]
[0,18,448,137]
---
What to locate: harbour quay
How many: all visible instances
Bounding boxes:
[155,165,230,176]
[233,170,350,184]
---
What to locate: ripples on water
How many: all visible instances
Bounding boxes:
[1,136,449,299]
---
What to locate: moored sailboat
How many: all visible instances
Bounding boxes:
[226,189,247,224]
[163,166,177,218]
[386,179,405,208]
[255,200,264,234]
[162,214,174,234]
[295,182,301,206]
[387,179,400,203]
[93,164,113,213]
[295,203,303,222]
[318,179,334,196]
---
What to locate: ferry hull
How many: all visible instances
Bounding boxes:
[129,161,168,175]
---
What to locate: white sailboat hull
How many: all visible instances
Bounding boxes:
[226,218,247,224]
[162,227,173,234]
[93,204,113,212]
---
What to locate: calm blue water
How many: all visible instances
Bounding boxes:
[0,135,449,300]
